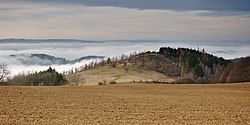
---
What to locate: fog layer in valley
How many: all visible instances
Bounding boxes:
[0,39,249,76]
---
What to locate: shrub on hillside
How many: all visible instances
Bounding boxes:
[0,81,9,86]
[109,80,117,84]
[195,78,210,84]
[175,78,195,84]
[98,80,107,85]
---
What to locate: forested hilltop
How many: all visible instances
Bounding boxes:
[65,47,249,85]
[67,47,247,84]
[64,47,249,85]
[158,47,231,83]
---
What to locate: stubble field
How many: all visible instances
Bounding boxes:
[0,83,250,125]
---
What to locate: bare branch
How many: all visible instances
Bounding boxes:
[0,63,10,81]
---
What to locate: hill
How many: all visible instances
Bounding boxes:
[66,47,236,85]
[215,57,250,83]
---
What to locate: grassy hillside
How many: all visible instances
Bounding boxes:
[65,64,174,86]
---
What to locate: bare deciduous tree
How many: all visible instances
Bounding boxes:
[0,63,10,81]
[69,73,83,86]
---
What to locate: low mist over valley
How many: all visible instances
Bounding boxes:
[1,39,250,76]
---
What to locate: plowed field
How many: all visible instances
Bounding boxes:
[1,83,250,124]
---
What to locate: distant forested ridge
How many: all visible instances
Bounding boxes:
[9,54,105,66]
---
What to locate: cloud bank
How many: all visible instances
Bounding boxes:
[4,0,250,11]
[0,1,250,40]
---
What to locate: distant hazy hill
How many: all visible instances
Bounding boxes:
[9,54,105,65]
[0,39,101,43]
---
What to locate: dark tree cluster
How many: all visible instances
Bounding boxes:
[9,67,67,86]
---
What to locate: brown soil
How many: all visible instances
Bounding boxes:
[0,83,250,125]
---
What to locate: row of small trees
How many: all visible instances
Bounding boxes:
[62,52,141,75]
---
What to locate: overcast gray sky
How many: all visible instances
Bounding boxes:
[1,0,250,40]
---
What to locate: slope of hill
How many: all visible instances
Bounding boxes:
[215,57,250,83]
[128,53,180,76]
[65,63,175,85]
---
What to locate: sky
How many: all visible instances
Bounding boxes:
[1,0,250,40]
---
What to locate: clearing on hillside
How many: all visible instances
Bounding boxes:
[0,83,250,124]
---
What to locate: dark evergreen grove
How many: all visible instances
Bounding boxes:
[9,67,67,86]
